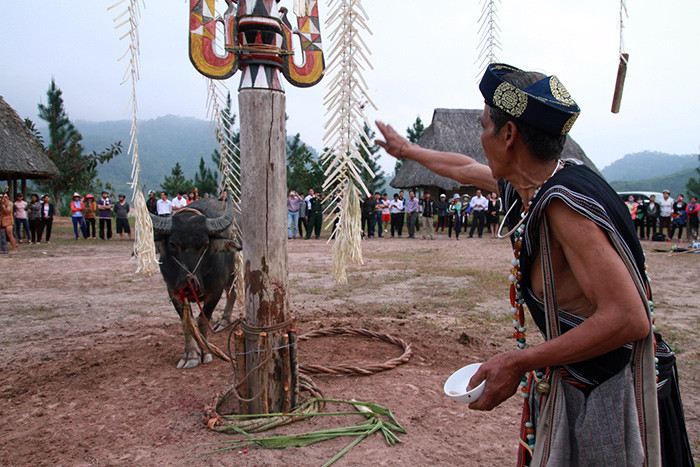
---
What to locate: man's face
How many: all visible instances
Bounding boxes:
[476,190,482,197]
[43,196,50,202]
[177,193,183,199]
[650,195,655,202]
[160,193,167,200]
[149,193,155,198]
[309,189,314,196]
[399,191,404,198]
[102,192,108,199]
[425,193,431,199]
[119,196,125,202]
[663,192,669,200]
[479,106,504,177]
[691,197,697,204]
[409,192,415,199]
[374,193,380,200]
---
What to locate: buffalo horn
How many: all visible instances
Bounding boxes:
[206,194,236,235]
[150,213,172,234]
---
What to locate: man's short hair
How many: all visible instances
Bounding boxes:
[488,70,567,161]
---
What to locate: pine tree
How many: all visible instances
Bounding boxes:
[358,122,385,194]
[160,162,193,196]
[395,116,426,174]
[286,133,324,193]
[686,154,700,199]
[193,157,218,197]
[34,79,121,208]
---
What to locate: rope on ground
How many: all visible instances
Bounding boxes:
[298,327,413,376]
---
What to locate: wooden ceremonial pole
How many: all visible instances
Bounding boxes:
[189,0,324,414]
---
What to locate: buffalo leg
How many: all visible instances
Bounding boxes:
[214,286,237,332]
[169,294,204,369]
[197,314,213,364]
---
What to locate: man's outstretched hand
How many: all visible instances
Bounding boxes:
[375,121,408,159]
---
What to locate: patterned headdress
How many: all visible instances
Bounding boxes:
[479,63,580,135]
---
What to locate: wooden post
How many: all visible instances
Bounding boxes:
[239,89,290,414]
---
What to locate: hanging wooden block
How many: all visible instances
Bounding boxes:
[611,53,629,114]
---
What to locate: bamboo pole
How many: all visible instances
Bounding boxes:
[258,332,269,414]
[289,329,299,408]
[280,332,292,412]
[611,53,629,114]
[234,329,248,414]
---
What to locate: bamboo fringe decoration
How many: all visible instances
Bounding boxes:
[476,0,502,72]
[204,78,244,305]
[322,0,376,284]
[109,0,159,276]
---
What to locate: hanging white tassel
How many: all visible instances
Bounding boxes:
[110,0,159,276]
[322,0,376,284]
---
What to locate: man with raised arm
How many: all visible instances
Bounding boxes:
[376,63,691,466]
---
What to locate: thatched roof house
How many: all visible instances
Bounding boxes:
[391,108,598,194]
[0,96,59,194]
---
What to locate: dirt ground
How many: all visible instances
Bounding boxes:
[1,218,698,466]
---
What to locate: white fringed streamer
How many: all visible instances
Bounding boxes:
[476,0,501,72]
[204,77,244,305]
[321,0,376,284]
[109,0,159,276]
[293,0,314,17]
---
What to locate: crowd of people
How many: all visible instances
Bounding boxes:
[0,189,134,254]
[285,187,504,241]
[625,190,699,242]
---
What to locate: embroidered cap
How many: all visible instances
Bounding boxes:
[479,63,580,136]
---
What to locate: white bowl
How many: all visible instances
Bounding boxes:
[444,363,485,403]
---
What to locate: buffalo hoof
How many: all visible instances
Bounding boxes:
[176,350,202,369]
[202,353,213,364]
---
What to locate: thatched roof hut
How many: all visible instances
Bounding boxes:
[390,108,598,194]
[0,96,59,195]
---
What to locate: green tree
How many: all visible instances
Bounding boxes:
[358,122,385,194]
[193,157,218,197]
[287,133,324,193]
[686,154,700,199]
[161,162,193,196]
[395,115,426,174]
[34,79,121,208]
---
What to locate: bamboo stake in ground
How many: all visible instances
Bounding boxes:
[234,330,248,414]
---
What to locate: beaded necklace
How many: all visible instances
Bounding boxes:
[504,160,561,456]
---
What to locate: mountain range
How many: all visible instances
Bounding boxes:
[49,117,698,197]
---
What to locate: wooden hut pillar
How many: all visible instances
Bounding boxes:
[239,89,291,414]
[21,178,26,198]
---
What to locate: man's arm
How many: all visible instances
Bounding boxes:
[468,199,650,410]
[375,121,498,193]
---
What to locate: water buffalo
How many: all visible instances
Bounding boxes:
[150,195,241,369]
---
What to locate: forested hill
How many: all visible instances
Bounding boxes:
[600,151,696,182]
[61,115,217,194]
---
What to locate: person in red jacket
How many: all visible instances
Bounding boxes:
[685,196,699,240]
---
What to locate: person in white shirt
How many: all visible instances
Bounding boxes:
[157,192,173,216]
[171,191,188,212]
[658,189,674,239]
[468,189,489,238]
[389,193,405,237]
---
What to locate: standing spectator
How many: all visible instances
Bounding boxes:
[156,191,172,217]
[381,193,391,233]
[420,192,436,240]
[635,196,645,239]
[658,189,674,239]
[97,190,113,240]
[468,189,488,238]
[298,192,308,238]
[13,193,29,244]
[372,192,385,238]
[389,193,403,237]
[40,195,54,243]
[193,187,200,200]
[645,194,659,239]
[146,190,157,215]
[405,191,419,238]
[84,194,97,239]
[287,190,302,239]
[435,193,449,232]
[460,194,471,232]
[625,195,638,228]
[70,193,87,240]
[447,194,462,239]
[486,192,502,238]
[670,194,687,241]
[685,196,699,240]
[172,191,187,212]
[186,191,196,205]
[361,194,375,238]
[114,193,132,240]
[305,190,323,239]
[27,194,43,244]
[1,192,18,253]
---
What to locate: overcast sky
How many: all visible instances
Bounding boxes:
[2,0,698,176]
